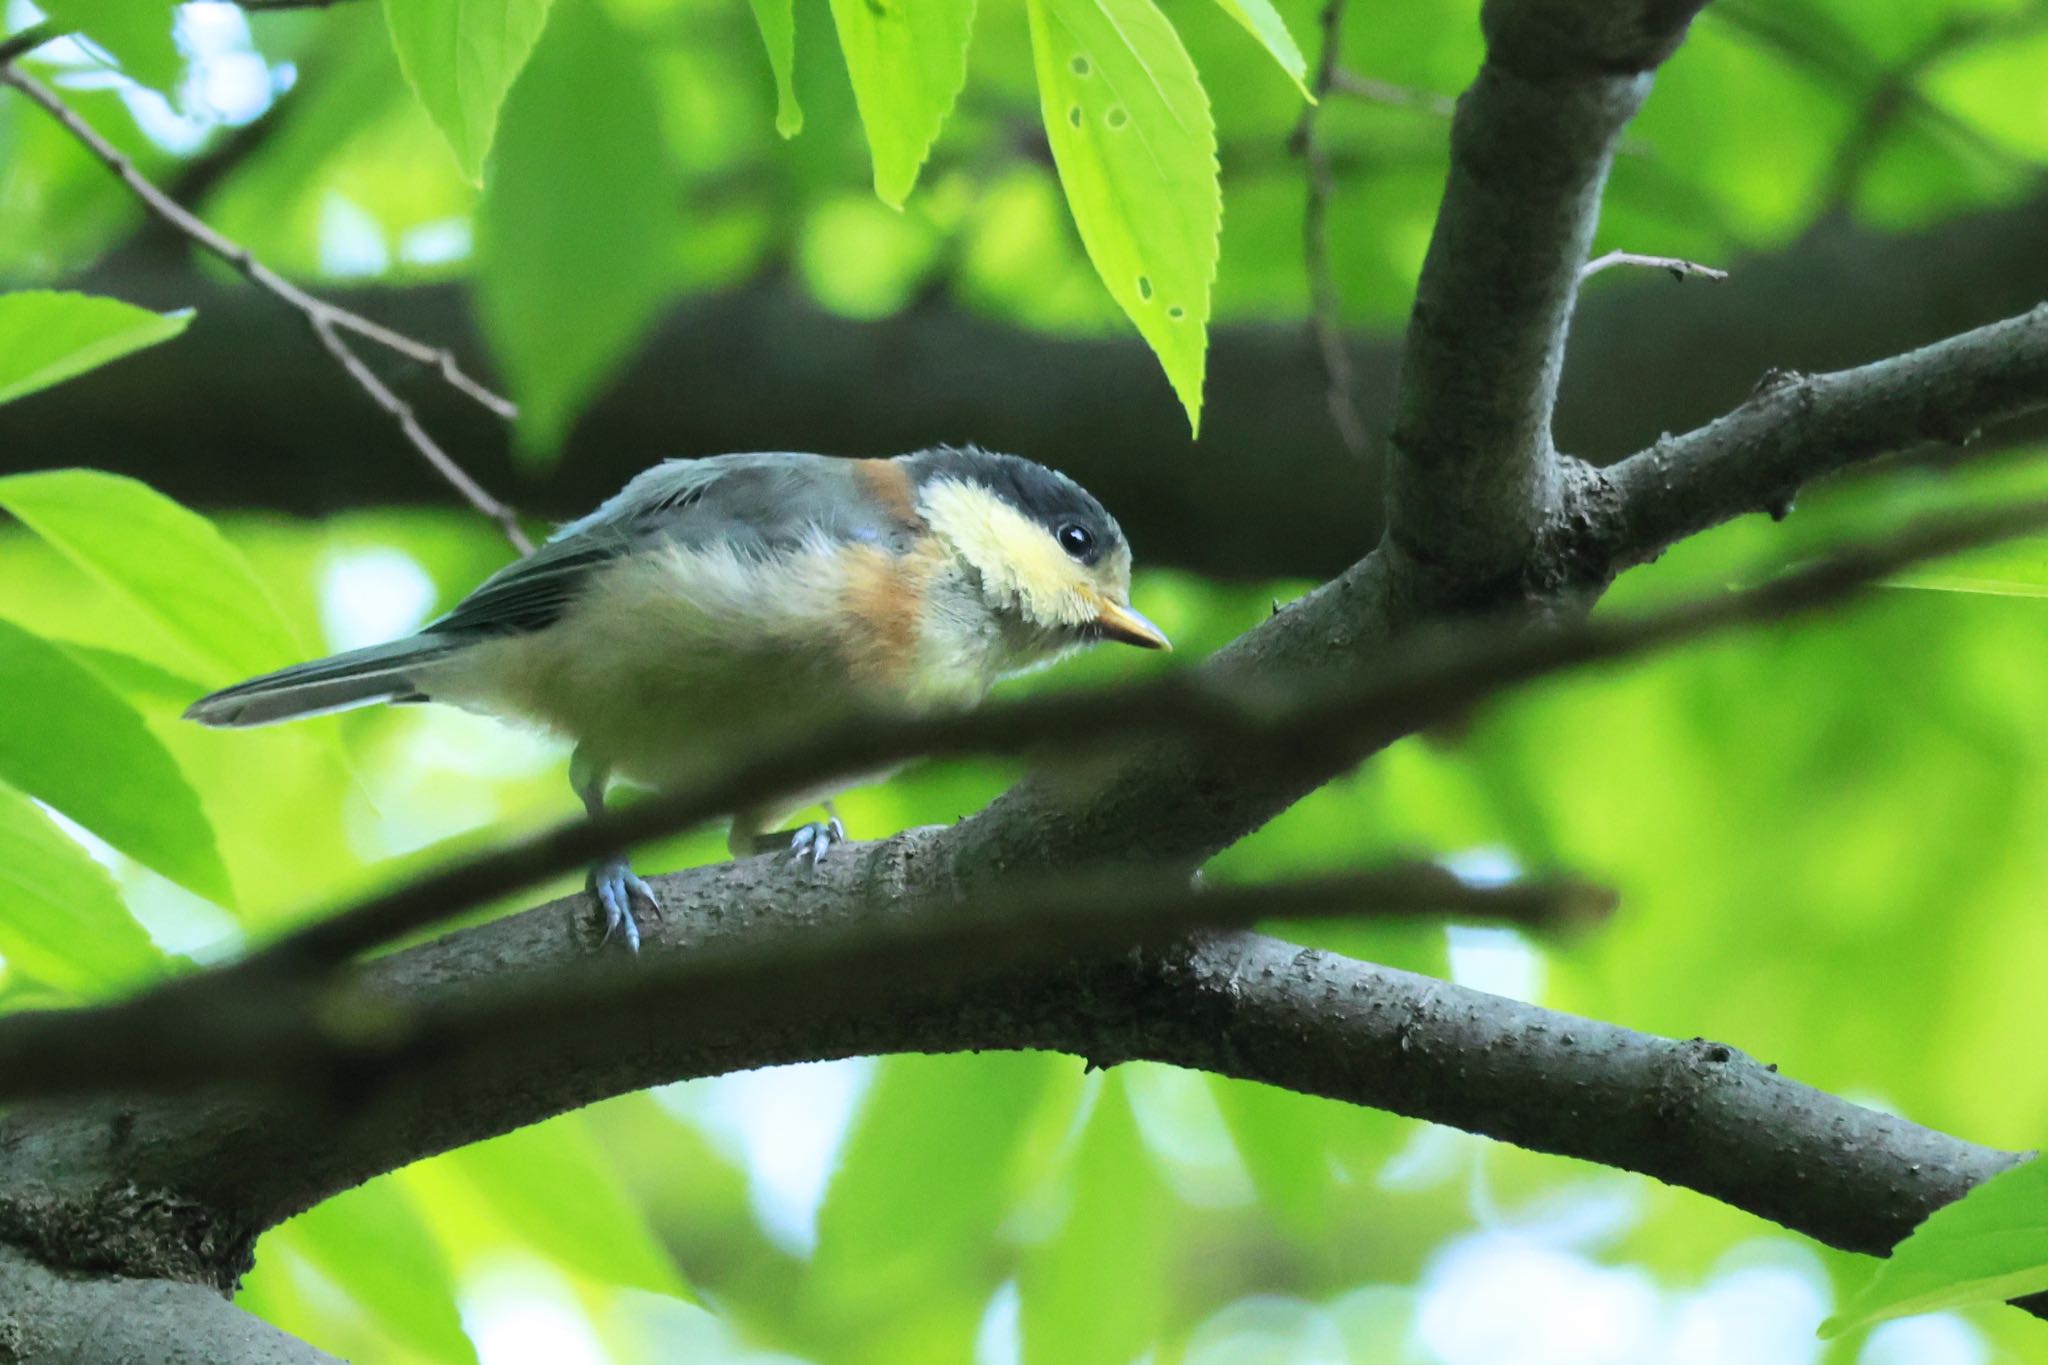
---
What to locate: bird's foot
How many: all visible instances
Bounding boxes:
[588,854,659,952]
[786,816,846,868]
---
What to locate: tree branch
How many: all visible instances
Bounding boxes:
[0,66,534,556]
[1383,0,1707,583]
[1596,304,2048,571]
[1580,249,1729,283]
[1291,0,1368,459]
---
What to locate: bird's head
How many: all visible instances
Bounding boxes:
[904,447,1170,654]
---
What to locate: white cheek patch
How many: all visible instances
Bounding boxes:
[919,479,1098,628]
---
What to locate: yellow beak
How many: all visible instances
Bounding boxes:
[1090,597,1172,651]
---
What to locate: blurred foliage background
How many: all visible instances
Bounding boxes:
[1,0,2047,1359]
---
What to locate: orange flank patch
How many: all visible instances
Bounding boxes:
[853,458,924,531]
[838,544,929,691]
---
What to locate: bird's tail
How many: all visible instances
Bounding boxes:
[184,636,458,728]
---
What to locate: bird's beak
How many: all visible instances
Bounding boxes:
[1090,596,1172,651]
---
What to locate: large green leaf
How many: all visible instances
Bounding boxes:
[382,0,556,184]
[747,0,803,137]
[476,0,675,458]
[281,1182,478,1365]
[36,0,181,93]
[1211,0,1311,98]
[0,471,305,686]
[0,618,231,905]
[1027,0,1219,433]
[1824,1156,2048,1335]
[1018,1075,1171,1365]
[0,292,191,408]
[1892,538,2048,598]
[826,0,974,207]
[443,1115,691,1298]
[0,782,165,993]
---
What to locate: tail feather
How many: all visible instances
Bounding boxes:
[184,637,457,728]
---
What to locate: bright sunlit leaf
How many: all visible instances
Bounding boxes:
[383,0,557,184]
[476,0,674,459]
[1211,0,1311,98]
[1891,538,2048,598]
[0,781,166,993]
[278,1182,478,1365]
[826,0,974,208]
[0,618,231,906]
[37,0,181,93]
[1823,1156,2048,1335]
[1027,0,1219,433]
[747,0,803,137]
[0,292,191,408]
[0,470,305,685]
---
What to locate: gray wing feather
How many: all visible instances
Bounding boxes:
[424,453,902,640]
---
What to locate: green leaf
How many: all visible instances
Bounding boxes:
[446,1115,690,1298]
[1824,1156,2048,1335]
[1891,538,2048,598]
[281,1182,478,1365]
[0,782,165,993]
[37,0,181,93]
[825,0,975,207]
[1019,1075,1171,1365]
[476,0,675,459]
[0,618,232,905]
[747,0,803,137]
[1210,0,1311,98]
[0,470,305,686]
[1027,0,1219,433]
[0,292,191,408]
[815,1052,1057,1298]
[382,0,556,184]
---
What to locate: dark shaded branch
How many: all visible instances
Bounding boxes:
[1599,304,2048,571]
[9,187,2048,581]
[0,847,2018,1296]
[0,865,1610,1101]
[0,66,533,555]
[1383,0,1707,582]
[0,21,52,66]
[1292,0,1368,458]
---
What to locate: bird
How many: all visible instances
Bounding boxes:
[185,446,1170,950]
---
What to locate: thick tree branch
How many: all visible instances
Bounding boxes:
[0,1247,336,1364]
[0,852,2019,1296]
[1383,0,1706,582]
[1597,304,2048,570]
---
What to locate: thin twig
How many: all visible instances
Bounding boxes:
[1328,68,1457,117]
[0,65,533,555]
[0,863,1613,1101]
[1290,0,1368,459]
[0,20,53,66]
[242,490,2048,971]
[1580,250,1730,284]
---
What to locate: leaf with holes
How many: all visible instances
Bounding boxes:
[1211,0,1311,98]
[827,0,975,207]
[0,292,191,408]
[1028,0,1219,434]
[747,0,803,137]
[383,0,557,184]
[1823,1156,2048,1335]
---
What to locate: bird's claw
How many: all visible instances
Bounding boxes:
[787,816,846,868]
[589,854,659,952]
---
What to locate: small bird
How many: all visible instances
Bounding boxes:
[186,447,1169,949]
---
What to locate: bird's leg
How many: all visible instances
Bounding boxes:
[730,800,847,867]
[573,745,657,952]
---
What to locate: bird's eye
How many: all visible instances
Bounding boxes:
[1057,523,1095,559]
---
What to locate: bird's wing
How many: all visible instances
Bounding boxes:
[424,453,905,639]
